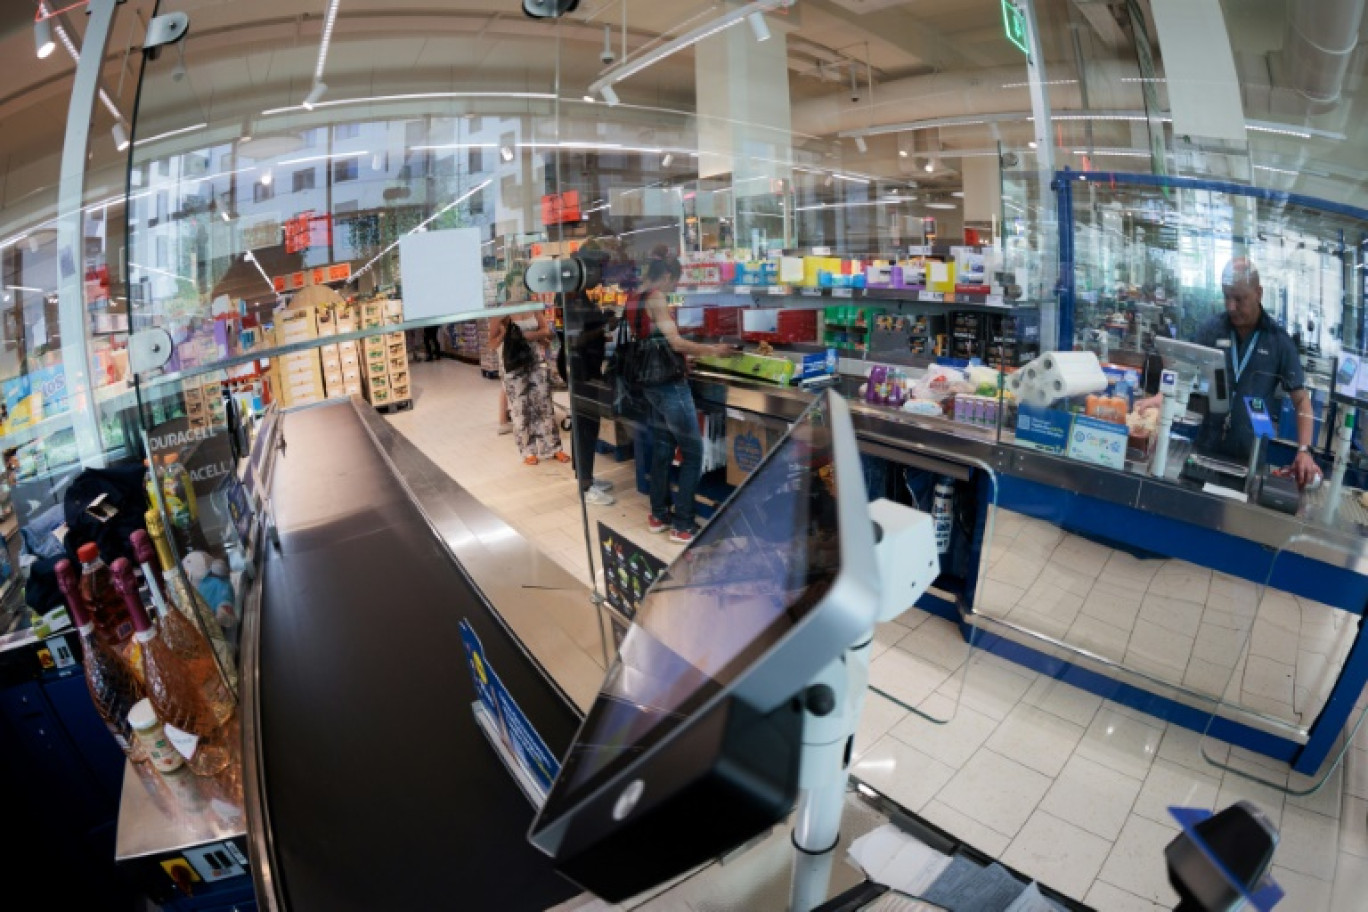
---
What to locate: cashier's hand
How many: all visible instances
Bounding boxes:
[1292,451,1322,489]
[707,343,739,357]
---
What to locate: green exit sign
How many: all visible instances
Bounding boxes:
[1003,0,1029,55]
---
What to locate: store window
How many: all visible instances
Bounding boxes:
[332,158,358,184]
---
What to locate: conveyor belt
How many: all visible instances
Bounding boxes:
[255,401,582,911]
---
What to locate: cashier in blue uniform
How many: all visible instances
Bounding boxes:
[1194,258,1320,488]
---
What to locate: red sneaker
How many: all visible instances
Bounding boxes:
[668,527,696,544]
[647,515,669,534]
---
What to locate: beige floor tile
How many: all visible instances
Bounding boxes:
[985,703,1086,778]
[1272,864,1334,911]
[1020,675,1103,729]
[870,646,954,709]
[852,692,909,760]
[896,617,971,672]
[936,748,1053,838]
[1131,759,1220,828]
[1001,809,1113,902]
[1277,804,1343,881]
[888,695,998,769]
[1096,815,1181,907]
[1075,706,1164,782]
[1040,754,1143,841]
[1084,879,1167,912]
[849,735,956,815]
[920,799,1011,858]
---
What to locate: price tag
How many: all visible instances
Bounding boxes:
[696,285,721,294]
[908,245,932,256]
[800,288,822,297]
[811,246,833,256]
[833,288,853,298]
[767,286,788,295]
[918,291,943,303]
[986,294,1005,307]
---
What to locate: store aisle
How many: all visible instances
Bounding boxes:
[383,359,1368,911]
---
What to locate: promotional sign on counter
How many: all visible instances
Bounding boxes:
[1013,404,1072,455]
[459,619,561,805]
[1066,414,1128,470]
[597,523,666,622]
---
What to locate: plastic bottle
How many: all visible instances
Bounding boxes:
[129,698,185,773]
[161,452,197,550]
[932,477,955,556]
[866,365,888,405]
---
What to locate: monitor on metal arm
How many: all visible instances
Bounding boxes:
[527,390,878,902]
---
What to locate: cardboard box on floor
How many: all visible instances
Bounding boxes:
[725,416,782,487]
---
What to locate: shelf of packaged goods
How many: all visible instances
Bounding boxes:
[677,285,1027,309]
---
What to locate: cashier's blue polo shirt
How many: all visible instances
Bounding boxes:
[1192,310,1304,459]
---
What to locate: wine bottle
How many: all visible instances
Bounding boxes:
[76,542,140,672]
[55,559,148,764]
[111,558,235,777]
[143,509,238,689]
[130,530,235,726]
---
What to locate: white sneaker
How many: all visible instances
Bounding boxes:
[583,486,615,506]
[591,478,615,492]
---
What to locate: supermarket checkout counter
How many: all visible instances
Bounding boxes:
[570,353,1368,775]
[243,399,583,911]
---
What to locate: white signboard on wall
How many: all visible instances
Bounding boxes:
[399,227,484,320]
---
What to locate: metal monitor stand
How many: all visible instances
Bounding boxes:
[789,499,940,912]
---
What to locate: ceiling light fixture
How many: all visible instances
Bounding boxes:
[854,135,868,154]
[587,1,791,102]
[111,120,130,152]
[500,146,515,162]
[899,149,908,158]
[1028,140,1038,149]
[747,11,771,42]
[923,159,934,173]
[260,169,273,186]
[303,81,328,111]
[661,152,674,167]
[314,0,342,86]
[34,11,54,59]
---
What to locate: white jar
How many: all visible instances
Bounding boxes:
[128,698,185,773]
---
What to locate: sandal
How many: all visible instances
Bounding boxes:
[553,451,572,464]
[524,455,539,466]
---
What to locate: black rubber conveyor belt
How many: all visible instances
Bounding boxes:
[256,402,582,911]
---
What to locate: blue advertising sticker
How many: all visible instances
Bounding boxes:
[458,619,561,794]
[1014,404,1073,454]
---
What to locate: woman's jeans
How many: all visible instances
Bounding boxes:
[641,380,703,531]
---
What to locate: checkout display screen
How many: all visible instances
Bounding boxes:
[542,403,842,814]
[1336,350,1368,404]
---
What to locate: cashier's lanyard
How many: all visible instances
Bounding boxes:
[1224,330,1260,436]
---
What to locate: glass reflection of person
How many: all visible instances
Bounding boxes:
[1164,258,1319,487]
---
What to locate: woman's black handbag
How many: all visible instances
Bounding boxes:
[622,298,684,387]
[502,320,536,374]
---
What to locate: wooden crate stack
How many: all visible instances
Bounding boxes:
[361,300,412,410]
[274,308,325,409]
[317,304,364,400]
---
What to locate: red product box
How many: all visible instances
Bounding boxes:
[776,309,818,343]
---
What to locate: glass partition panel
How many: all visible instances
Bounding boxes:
[124,1,586,674]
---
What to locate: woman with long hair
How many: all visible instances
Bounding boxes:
[489,309,571,466]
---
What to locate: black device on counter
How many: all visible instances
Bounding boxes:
[528,392,879,902]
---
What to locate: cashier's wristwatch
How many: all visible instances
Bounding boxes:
[1297,445,1311,454]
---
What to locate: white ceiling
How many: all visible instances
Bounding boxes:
[0,0,1364,235]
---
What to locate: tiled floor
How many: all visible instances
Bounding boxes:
[386,359,1368,910]
[979,507,1357,729]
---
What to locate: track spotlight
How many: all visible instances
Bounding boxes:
[500,146,515,163]
[600,84,620,106]
[112,121,130,152]
[302,81,327,111]
[661,153,674,167]
[747,12,771,42]
[854,135,868,154]
[923,159,935,173]
[260,169,273,187]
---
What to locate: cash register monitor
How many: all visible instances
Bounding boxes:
[528,391,878,901]
[1155,336,1232,415]
[1332,349,1368,408]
